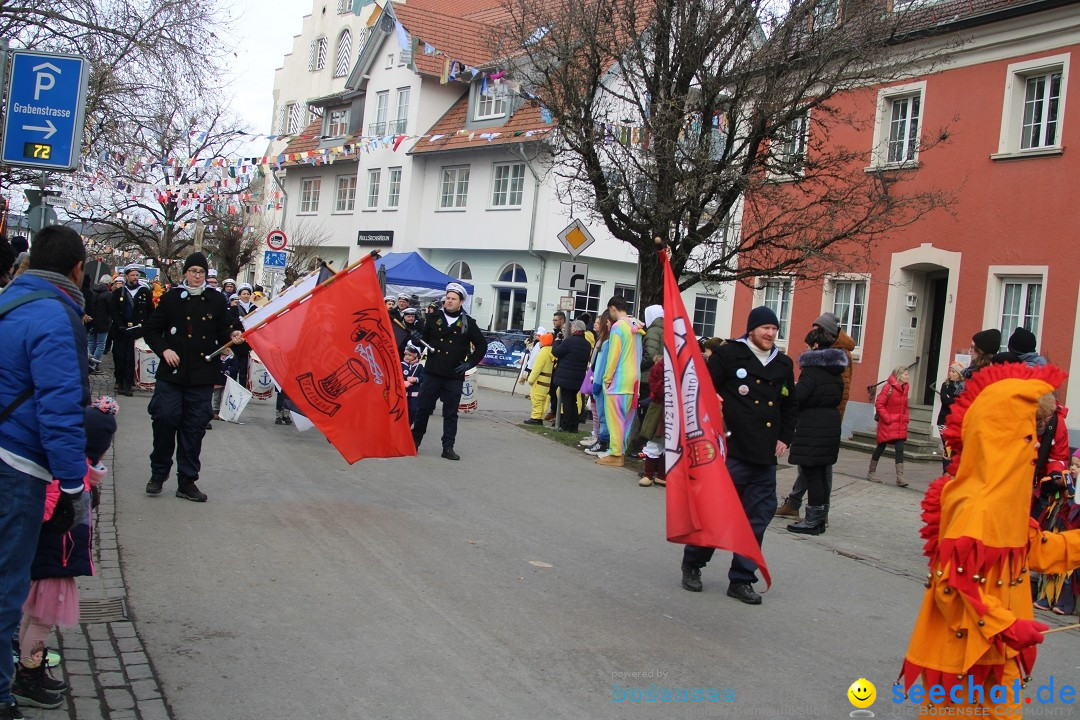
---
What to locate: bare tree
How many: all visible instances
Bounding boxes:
[201,205,261,282]
[0,0,235,188]
[279,219,333,287]
[496,0,957,306]
[65,94,256,283]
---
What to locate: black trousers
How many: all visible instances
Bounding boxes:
[683,457,776,584]
[558,386,579,430]
[113,333,136,385]
[411,373,463,450]
[148,379,213,481]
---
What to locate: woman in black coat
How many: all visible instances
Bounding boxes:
[786,327,848,535]
[551,320,592,432]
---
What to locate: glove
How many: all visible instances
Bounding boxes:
[45,490,86,534]
[1001,619,1049,651]
[453,363,470,375]
[409,331,424,346]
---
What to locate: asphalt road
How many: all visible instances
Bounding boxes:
[107,388,1080,720]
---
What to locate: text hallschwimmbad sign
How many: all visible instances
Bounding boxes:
[357,230,394,246]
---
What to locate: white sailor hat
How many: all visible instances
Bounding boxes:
[445,282,467,301]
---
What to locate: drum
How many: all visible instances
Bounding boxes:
[134,338,158,390]
[459,367,478,414]
[247,351,276,401]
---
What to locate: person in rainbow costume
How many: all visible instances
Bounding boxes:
[900,363,1080,715]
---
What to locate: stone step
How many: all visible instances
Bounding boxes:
[840,436,943,463]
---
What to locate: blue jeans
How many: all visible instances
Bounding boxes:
[592,390,609,441]
[87,329,108,365]
[0,458,47,704]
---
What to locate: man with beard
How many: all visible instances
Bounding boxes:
[109,266,153,396]
[680,306,797,605]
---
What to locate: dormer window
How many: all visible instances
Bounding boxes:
[475,90,507,121]
[325,107,350,137]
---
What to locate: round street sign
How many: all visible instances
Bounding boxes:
[267,229,287,251]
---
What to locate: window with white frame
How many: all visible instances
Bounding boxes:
[370,91,389,135]
[614,284,637,318]
[392,87,409,134]
[812,0,838,30]
[278,103,293,134]
[693,296,718,339]
[300,178,321,213]
[307,104,321,127]
[334,30,352,78]
[447,261,472,281]
[996,55,1069,157]
[831,279,867,347]
[492,162,525,207]
[871,82,924,167]
[494,263,528,331]
[385,53,394,69]
[366,169,381,209]
[574,282,603,318]
[757,278,793,341]
[310,37,327,71]
[335,175,356,212]
[475,89,507,120]
[280,103,303,135]
[1000,278,1043,342]
[386,167,402,208]
[326,107,349,137]
[439,166,470,209]
[337,0,350,13]
[772,112,809,177]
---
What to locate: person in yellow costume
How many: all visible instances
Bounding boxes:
[524,333,554,425]
[899,363,1080,716]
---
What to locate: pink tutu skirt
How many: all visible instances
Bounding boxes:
[22,578,80,627]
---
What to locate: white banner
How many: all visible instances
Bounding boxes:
[241,270,320,330]
[218,376,252,423]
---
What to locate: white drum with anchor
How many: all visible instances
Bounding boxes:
[459,367,478,414]
[134,338,158,390]
[247,351,275,401]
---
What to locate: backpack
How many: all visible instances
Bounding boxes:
[0,289,66,423]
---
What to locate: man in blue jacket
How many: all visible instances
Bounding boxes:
[0,226,89,718]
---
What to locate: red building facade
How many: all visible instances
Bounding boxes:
[734,0,1080,440]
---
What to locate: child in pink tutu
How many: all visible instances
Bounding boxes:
[11,397,117,710]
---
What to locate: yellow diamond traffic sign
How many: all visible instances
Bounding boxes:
[557,219,596,258]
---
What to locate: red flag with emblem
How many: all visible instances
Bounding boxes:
[660,251,770,589]
[243,255,414,463]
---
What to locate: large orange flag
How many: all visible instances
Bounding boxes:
[661,251,771,589]
[244,257,415,463]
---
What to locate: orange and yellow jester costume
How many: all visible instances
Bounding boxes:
[900,363,1080,715]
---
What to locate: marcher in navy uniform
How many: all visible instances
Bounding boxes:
[681,306,797,604]
[229,283,257,388]
[142,252,243,502]
[85,274,114,375]
[0,226,89,719]
[109,266,153,397]
[411,282,488,461]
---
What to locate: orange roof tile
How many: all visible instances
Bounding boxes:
[279,118,365,167]
[410,93,554,154]
[392,3,499,76]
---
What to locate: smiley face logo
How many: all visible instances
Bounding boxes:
[847,678,876,709]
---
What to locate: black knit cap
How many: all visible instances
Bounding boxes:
[972,328,1002,355]
[746,305,780,334]
[1007,327,1037,354]
[183,251,208,272]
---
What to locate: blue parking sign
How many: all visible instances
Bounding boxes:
[2,50,89,171]
[264,250,287,268]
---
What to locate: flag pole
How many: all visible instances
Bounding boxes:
[203,251,381,361]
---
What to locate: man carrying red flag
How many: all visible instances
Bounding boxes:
[659,249,779,604]
[679,305,796,604]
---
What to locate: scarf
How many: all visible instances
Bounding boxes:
[179,281,205,296]
[25,269,84,311]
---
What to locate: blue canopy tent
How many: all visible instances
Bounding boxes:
[375,252,475,312]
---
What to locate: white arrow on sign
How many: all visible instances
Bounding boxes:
[23,119,57,139]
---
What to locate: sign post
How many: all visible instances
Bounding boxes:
[1,50,90,171]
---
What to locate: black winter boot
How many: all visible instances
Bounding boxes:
[787,505,828,535]
[681,562,703,592]
[11,661,63,709]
